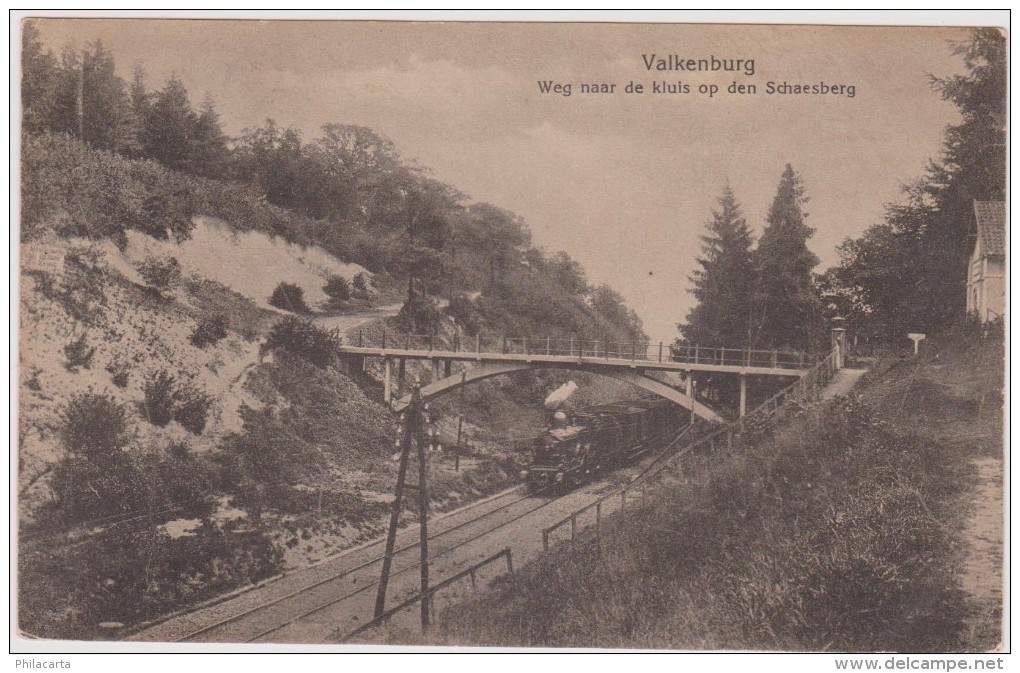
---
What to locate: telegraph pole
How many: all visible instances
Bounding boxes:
[374,381,433,631]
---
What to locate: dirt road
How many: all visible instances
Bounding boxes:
[960,456,1004,649]
[820,368,867,400]
[314,302,404,336]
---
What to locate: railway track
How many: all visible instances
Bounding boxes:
[129,428,688,644]
[171,485,564,643]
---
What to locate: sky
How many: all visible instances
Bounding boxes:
[27,17,974,340]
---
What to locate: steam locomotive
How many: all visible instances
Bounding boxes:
[521,398,684,494]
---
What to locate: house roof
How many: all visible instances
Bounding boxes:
[973,201,1006,258]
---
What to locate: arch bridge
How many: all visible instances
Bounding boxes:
[337,333,815,422]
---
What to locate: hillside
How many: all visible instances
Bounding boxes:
[437,329,1004,651]
[17,133,652,640]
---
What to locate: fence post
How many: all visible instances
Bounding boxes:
[469,568,477,589]
[570,514,577,546]
[382,329,387,349]
[476,333,481,353]
[546,336,551,355]
[620,490,626,513]
[523,336,528,355]
[542,528,549,551]
[358,330,363,347]
[658,342,663,363]
[694,345,699,364]
[595,501,602,547]
[505,548,514,575]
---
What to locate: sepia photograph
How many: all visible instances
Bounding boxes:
[12,11,1007,658]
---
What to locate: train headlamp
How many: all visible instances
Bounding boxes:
[519,470,529,480]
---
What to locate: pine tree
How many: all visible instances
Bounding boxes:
[128,64,152,157]
[680,185,756,348]
[80,40,139,155]
[49,46,83,137]
[189,93,230,177]
[145,74,196,171]
[21,22,60,135]
[750,165,820,351]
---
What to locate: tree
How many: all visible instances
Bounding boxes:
[48,46,85,137]
[21,22,61,135]
[231,119,309,212]
[463,202,531,288]
[305,123,402,223]
[548,251,588,297]
[398,178,462,331]
[128,64,152,152]
[145,74,196,171]
[750,164,820,351]
[830,28,1006,338]
[189,93,230,177]
[80,40,140,155]
[591,284,645,341]
[679,185,756,347]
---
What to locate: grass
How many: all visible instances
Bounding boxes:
[437,331,1003,651]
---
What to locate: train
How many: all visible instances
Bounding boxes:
[521,398,685,494]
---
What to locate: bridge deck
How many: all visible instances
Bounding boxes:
[335,345,807,378]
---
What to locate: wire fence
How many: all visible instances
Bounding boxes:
[541,348,840,550]
[335,547,513,643]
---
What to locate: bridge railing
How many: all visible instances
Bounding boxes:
[350,331,813,369]
[541,347,841,551]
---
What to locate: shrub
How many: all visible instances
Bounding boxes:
[190,314,229,348]
[136,255,182,295]
[19,520,282,640]
[323,274,351,304]
[58,246,108,323]
[351,272,370,298]
[174,384,214,435]
[141,369,213,434]
[105,358,131,388]
[53,392,139,524]
[269,282,310,313]
[21,133,197,249]
[63,332,96,371]
[167,439,191,460]
[142,369,179,427]
[59,390,130,457]
[25,366,43,392]
[264,316,341,368]
[137,182,196,241]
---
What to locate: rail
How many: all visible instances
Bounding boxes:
[347,331,814,370]
[542,348,840,550]
[336,547,513,642]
